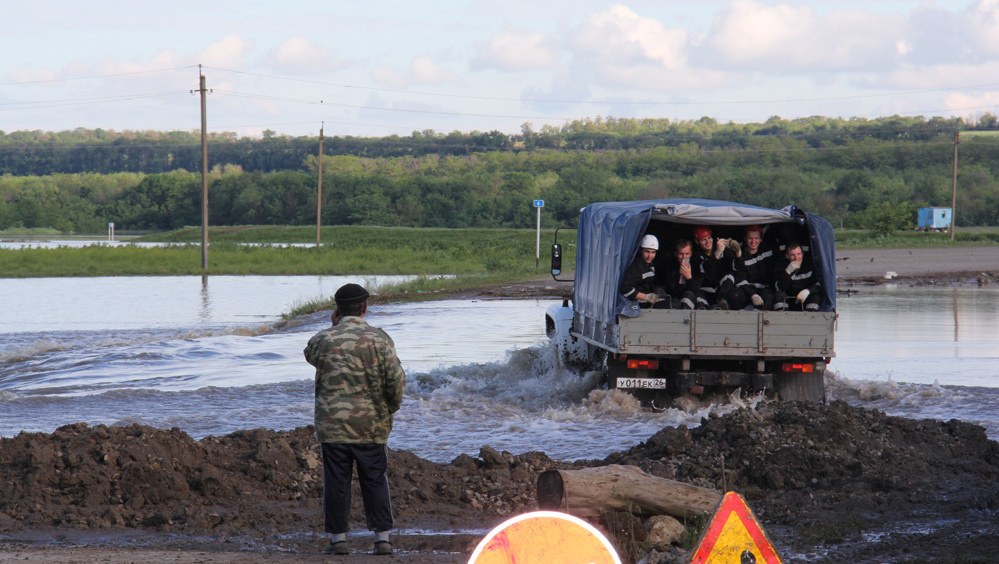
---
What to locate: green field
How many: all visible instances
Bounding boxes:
[1,226,576,311]
[5,224,998,279]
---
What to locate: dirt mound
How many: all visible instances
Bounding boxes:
[602,400,999,561]
[3,401,999,562]
[0,423,554,539]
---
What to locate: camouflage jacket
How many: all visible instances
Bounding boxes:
[304,316,406,444]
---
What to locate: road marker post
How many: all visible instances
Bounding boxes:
[533,199,544,269]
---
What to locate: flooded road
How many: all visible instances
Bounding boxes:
[2,275,997,462]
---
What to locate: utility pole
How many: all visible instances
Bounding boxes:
[193,66,212,270]
[951,131,959,241]
[317,123,324,245]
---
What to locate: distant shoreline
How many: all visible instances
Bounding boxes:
[434,246,999,301]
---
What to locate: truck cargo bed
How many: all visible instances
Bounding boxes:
[584,310,835,357]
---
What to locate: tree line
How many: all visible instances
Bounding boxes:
[1,115,998,234]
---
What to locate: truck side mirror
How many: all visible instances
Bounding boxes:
[551,244,562,276]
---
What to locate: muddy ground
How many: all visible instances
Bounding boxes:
[2,402,998,563]
[3,247,999,563]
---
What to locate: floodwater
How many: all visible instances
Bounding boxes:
[1,275,997,463]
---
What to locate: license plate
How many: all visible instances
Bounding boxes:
[616,377,666,389]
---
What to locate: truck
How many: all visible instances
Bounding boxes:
[545,198,837,405]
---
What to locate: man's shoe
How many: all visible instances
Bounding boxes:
[325,540,349,555]
[374,541,393,555]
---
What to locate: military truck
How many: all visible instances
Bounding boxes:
[546,198,836,405]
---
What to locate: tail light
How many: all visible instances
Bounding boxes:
[627,358,660,370]
[781,363,814,373]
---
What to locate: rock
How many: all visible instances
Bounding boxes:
[645,515,685,550]
[478,446,508,469]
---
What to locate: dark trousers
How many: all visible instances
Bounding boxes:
[735,285,774,310]
[321,443,393,534]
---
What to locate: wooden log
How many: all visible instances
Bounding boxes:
[537,464,722,521]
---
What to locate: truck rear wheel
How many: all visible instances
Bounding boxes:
[775,371,826,403]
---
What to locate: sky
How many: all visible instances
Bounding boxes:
[3,0,999,139]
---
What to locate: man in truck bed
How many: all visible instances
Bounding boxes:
[774,242,822,311]
[659,239,700,309]
[691,225,740,310]
[734,225,777,310]
[618,234,664,306]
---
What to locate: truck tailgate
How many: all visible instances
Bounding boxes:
[616,310,835,357]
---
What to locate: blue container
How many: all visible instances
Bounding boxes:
[918,207,951,230]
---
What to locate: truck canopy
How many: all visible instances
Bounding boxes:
[573,198,837,328]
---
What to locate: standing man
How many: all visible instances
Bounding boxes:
[304,283,406,556]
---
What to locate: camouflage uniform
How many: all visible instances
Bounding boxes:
[305,316,406,444]
[304,314,406,538]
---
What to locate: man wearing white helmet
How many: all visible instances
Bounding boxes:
[619,234,664,306]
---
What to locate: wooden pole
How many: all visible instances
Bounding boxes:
[951,131,958,241]
[317,124,324,245]
[199,68,210,270]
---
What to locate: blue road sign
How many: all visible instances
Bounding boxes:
[533,200,545,207]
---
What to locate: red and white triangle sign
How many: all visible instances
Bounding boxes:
[689,491,783,564]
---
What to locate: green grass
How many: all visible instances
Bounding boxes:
[2,226,576,277]
[0,227,62,237]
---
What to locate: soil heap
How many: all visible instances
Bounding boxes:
[2,400,998,562]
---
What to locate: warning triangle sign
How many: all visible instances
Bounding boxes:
[689,491,783,564]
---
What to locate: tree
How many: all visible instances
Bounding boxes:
[858,201,918,237]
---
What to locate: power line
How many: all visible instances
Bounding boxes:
[0,66,197,87]
[0,91,186,112]
[213,89,576,121]
[0,62,996,137]
[203,65,999,107]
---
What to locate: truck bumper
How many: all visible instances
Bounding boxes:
[675,371,773,392]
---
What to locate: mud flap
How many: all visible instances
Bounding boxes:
[775,371,826,403]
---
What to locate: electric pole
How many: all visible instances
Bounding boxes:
[951,131,959,241]
[317,123,324,245]
[193,66,212,270]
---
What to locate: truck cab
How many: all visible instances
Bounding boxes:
[546,198,837,406]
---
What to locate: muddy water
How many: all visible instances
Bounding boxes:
[1,276,997,462]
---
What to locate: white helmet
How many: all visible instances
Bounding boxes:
[639,234,659,250]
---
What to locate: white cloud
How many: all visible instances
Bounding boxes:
[705,0,907,71]
[371,54,460,88]
[198,34,255,69]
[872,61,999,91]
[262,36,348,75]
[942,90,999,115]
[4,67,59,83]
[565,4,725,92]
[472,24,560,71]
[572,5,688,71]
[962,0,999,57]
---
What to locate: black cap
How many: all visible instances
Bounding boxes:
[334,283,369,305]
